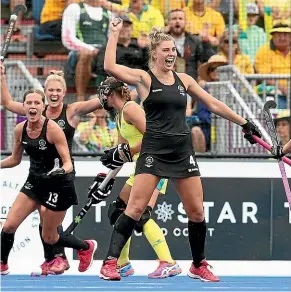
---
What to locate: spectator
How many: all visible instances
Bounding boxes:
[166,9,215,80]
[75,106,118,152]
[39,0,79,39]
[234,3,267,64]
[275,110,291,147]
[119,0,186,17]
[218,30,254,74]
[254,23,291,102]
[95,14,148,77]
[62,0,112,101]
[257,0,290,25]
[205,0,240,23]
[184,0,225,48]
[192,55,228,152]
[124,0,165,38]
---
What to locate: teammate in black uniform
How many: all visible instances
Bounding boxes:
[0,67,102,274]
[99,18,262,281]
[0,90,97,275]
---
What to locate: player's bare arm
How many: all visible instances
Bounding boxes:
[0,123,23,168]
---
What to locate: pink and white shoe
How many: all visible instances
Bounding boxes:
[100,258,121,281]
[148,260,182,279]
[45,257,70,274]
[188,260,219,282]
[77,240,97,272]
[1,263,9,275]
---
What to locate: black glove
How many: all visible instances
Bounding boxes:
[271,145,284,159]
[88,173,115,202]
[241,119,262,144]
[100,143,132,169]
[43,168,65,179]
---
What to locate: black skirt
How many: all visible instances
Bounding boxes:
[20,173,78,211]
[135,132,200,178]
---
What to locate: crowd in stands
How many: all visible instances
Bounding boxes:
[1,0,290,152]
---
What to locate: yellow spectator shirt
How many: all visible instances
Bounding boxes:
[255,42,291,86]
[184,6,225,37]
[77,121,118,152]
[122,0,185,16]
[262,0,290,24]
[41,0,80,23]
[125,5,165,38]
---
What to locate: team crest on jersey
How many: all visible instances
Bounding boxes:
[178,85,185,96]
[145,156,154,168]
[39,139,47,150]
[57,119,66,130]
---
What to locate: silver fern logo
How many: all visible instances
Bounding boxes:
[155,201,174,223]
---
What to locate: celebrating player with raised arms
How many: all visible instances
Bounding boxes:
[99,18,261,282]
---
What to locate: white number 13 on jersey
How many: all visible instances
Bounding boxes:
[48,192,59,203]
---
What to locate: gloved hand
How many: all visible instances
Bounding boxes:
[88,173,115,203]
[100,143,132,169]
[241,119,262,144]
[43,168,65,179]
[271,145,284,159]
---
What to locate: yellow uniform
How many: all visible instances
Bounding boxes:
[118,101,167,194]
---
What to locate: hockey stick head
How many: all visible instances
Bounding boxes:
[12,4,27,15]
[263,100,277,111]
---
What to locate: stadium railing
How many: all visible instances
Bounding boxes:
[1,62,285,159]
[1,60,42,151]
[245,74,291,110]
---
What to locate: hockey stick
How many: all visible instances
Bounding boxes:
[64,167,121,234]
[1,4,27,62]
[252,135,291,166]
[263,100,291,209]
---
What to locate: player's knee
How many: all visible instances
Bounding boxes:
[187,209,204,222]
[78,50,93,61]
[2,222,18,233]
[134,206,152,233]
[42,231,59,245]
[108,196,127,226]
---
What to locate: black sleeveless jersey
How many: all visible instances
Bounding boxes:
[141,71,192,159]
[21,119,59,177]
[143,71,190,136]
[43,104,75,153]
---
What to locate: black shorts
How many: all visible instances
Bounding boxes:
[20,174,78,211]
[136,132,200,178]
[135,152,200,178]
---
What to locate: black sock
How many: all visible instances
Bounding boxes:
[188,219,206,268]
[55,225,67,259]
[39,225,67,261]
[105,213,137,261]
[39,225,55,261]
[56,232,89,251]
[1,230,15,265]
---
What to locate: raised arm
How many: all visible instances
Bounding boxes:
[68,95,102,117]
[0,123,23,168]
[47,120,73,173]
[1,64,25,115]
[104,18,148,87]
